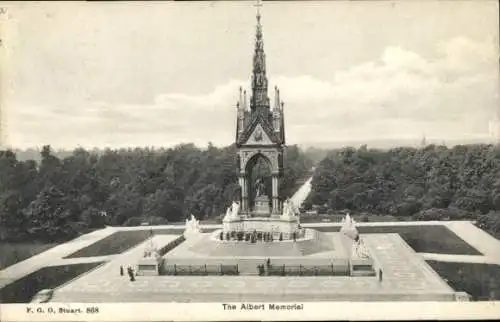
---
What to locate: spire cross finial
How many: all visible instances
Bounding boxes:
[254,0,263,19]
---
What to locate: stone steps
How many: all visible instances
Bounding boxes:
[186,229,336,258]
[235,258,261,276]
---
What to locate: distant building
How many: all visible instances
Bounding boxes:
[420,134,427,147]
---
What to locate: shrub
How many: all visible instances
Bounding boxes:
[147,216,169,225]
[317,205,328,214]
[476,212,500,239]
[412,208,476,221]
[123,217,142,227]
[302,200,313,210]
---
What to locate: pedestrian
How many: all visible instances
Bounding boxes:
[127,266,135,282]
[266,258,271,268]
[379,268,383,283]
[120,265,124,276]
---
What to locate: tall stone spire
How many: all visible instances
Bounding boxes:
[250,0,270,114]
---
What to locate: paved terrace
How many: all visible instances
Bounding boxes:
[50,233,457,302]
[164,231,350,275]
[167,229,343,258]
[363,234,454,292]
[2,219,499,300]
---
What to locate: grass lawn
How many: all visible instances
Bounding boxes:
[0,262,104,303]
[0,243,58,270]
[300,214,404,223]
[64,228,188,258]
[311,225,481,255]
[427,261,500,301]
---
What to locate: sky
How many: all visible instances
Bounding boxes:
[1,1,499,149]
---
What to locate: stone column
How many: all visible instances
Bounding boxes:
[239,174,248,213]
[272,174,279,214]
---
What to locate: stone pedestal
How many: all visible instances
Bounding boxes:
[136,256,161,276]
[349,257,375,277]
[136,237,162,276]
[184,215,201,239]
[253,195,271,216]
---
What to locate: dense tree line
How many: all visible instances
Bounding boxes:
[305,144,500,237]
[0,144,312,243]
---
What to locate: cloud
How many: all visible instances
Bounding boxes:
[5,37,499,149]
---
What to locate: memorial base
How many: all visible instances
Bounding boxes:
[253,195,271,217]
[222,215,302,240]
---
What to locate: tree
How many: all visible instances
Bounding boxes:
[103,185,142,225]
[38,145,63,187]
[0,143,319,243]
[143,189,175,220]
[0,190,27,240]
[24,185,76,242]
[308,144,500,222]
[81,207,106,229]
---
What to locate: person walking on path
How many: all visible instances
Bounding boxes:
[127,266,135,282]
[378,268,383,283]
[120,265,124,276]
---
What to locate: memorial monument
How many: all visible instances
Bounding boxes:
[159,4,367,275]
[220,4,303,240]
[163,7,374,276]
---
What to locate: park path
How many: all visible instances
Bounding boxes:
[419,253,500,265]
[421,221,500,265]
[444,221,500,260]
[0,227,118,288]
[290,177,312,209]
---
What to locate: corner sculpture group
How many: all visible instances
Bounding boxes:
[340,213,370,259]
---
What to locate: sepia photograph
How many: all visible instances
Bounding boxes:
[0,0,499,321]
